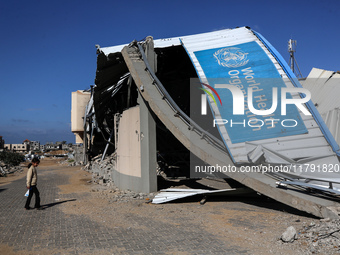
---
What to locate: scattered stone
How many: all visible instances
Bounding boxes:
[281,226,297,243]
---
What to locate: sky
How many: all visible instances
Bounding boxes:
[0,0,339,145]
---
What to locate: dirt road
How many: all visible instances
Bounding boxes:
[0,158,333,254]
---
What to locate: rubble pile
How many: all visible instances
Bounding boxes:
[80,154,155,202]
[297,219,340,254]
[57,155,83,167]
[83,154,115,185]
[279,219,340,254]
[0,161,23,177]
[90,185,155,203]
[67,160,83,167]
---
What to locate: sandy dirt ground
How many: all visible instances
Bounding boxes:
[0,158,334,254]
[57,161,313,254]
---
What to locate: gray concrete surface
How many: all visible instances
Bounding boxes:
[0,165,248,255]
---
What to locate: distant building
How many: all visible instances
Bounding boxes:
[30,141,40,151]
[23,139,31,151]
[4,139,33,152]
[23,139,30,144]
[62,143,71,150]
[4,143,29,152]
[45,142,62,151]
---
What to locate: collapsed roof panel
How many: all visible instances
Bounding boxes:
[97,29,340,164]
[88,26,340,218]
[176,27,340,186]
[180,27,340,168]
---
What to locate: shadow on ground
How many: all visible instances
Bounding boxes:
[41,199,77,209]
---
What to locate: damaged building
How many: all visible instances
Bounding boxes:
[72,27,340,219]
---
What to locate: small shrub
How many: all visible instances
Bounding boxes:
[0,151,24,166]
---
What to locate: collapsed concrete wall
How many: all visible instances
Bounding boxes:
[72,28,340,219]
[84,103,157,193]
[75,40,195,193]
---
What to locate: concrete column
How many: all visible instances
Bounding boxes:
[138,95,157,193]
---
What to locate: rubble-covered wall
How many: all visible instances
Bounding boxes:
[73,146,85,164]
[89,155,115,186]
[85,103,157,193]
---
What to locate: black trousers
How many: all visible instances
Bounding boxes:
[25,185,41,209]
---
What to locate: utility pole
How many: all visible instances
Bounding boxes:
[288,39,303,78]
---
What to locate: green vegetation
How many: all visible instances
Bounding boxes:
[0,151,24,166]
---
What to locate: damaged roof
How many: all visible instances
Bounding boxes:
[88,27,340,218]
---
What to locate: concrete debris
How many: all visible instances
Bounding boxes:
[83,154,115,185]
[82,154,155,202]
[90,185,155,203]
[278,219,340,254]
[281,226,297,243]
[87,155,149,199]
[58,154,156,202]
[68,161,84,167]
[0,161,24,177]
[60,154,155,202]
